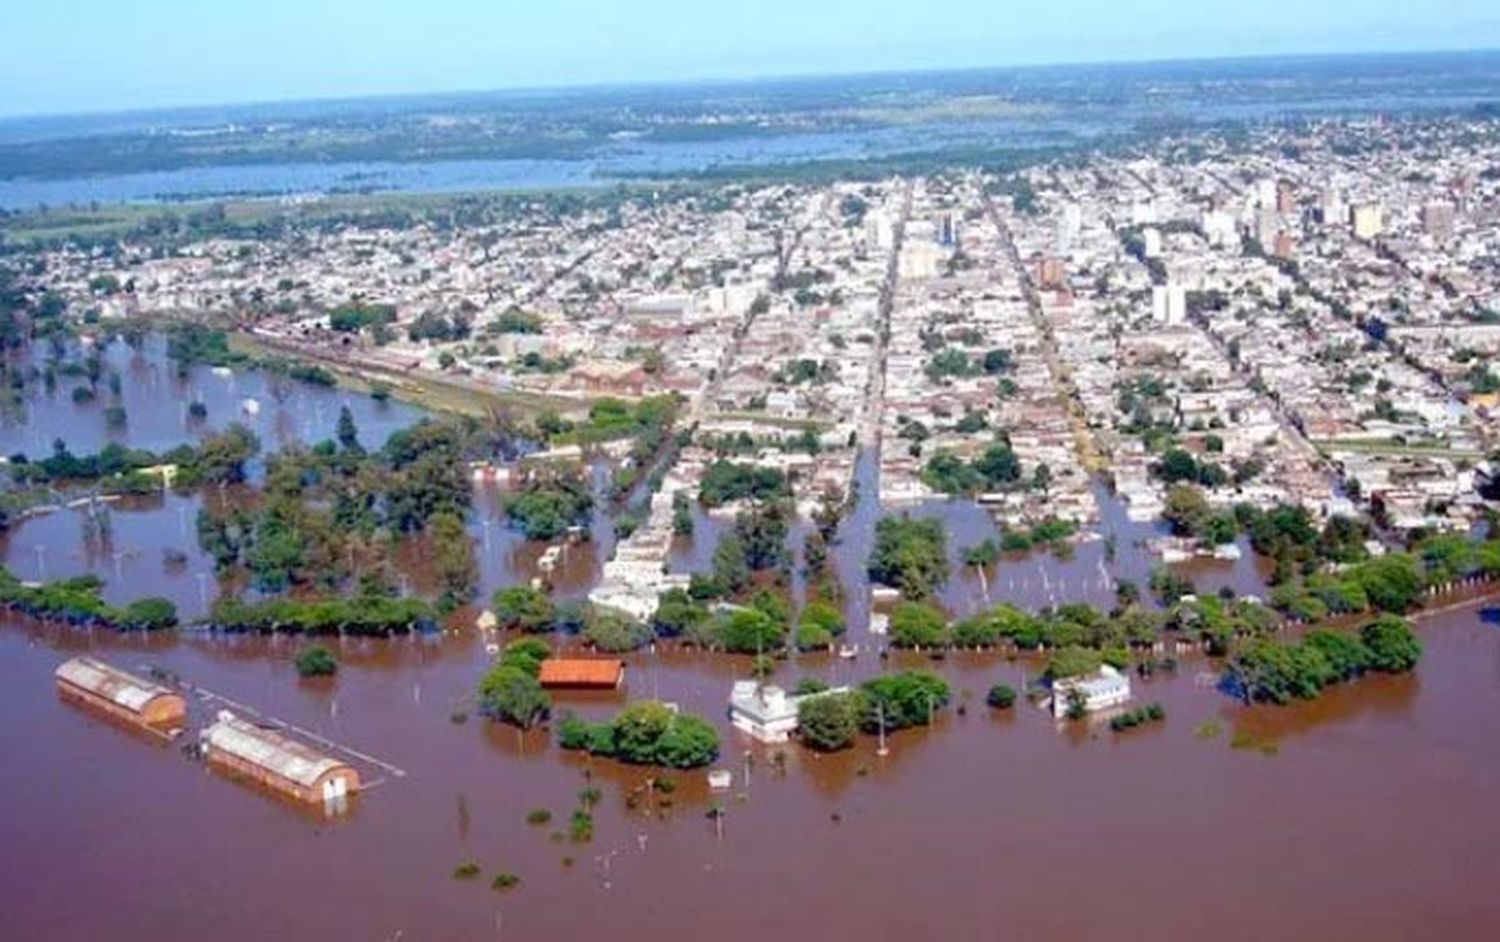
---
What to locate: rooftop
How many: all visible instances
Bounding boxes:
[538,658,625,688]
[55,656,176,714]
[201,711,349,788]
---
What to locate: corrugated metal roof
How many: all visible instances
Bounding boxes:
[202,712,347,788]
[55,656,174,714]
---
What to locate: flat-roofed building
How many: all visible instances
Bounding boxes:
[1050,665,1132,718]
[1351,203,1384,241]
[728,681,851,744]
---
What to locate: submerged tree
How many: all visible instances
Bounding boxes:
[868,515,949,599]
[492,585,556,633]
[478,665,551,728]
[295,645,338,678]
[797,690,864,751]
[336,405,363,454]
[431,511,478,606]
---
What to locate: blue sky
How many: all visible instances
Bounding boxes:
[3,0,1499,116]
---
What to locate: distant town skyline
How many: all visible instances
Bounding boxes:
[4,0,1500,118]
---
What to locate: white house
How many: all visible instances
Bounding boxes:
[729,682,798,743]
[1050,665,1132,718]
[728,681,850,744]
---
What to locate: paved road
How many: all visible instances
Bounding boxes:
[982,191,1106,472]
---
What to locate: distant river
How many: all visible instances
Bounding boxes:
[4,55,1500,211]
[0,118,1095,211]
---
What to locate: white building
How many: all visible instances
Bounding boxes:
[898,242,942,281]
[1141,228,1163,259]
[1050,665,1132,718]
[1319,187,1346,226]
[1352,204,1384,241]
[1254,209,1281,249]
[865,211,894,253]
[1058,204,1082,252]
[1254,178,1278,210]
[1151,284,1187,325]
[1202,210,1237,249]
[728,681,850,743]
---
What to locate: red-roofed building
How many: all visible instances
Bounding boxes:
[539,658,626,690]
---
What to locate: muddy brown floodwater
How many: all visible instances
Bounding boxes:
[4,340,1500,939]
[0,334,425,456]
[5,608,1500,940]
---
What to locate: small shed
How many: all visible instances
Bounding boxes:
[200,711,359,805]
[55,656,186,731]
[538,658,626,690]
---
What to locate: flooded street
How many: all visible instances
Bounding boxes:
[0,334,424,457]
[3,340,1500,940]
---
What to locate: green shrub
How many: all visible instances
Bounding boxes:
[797,690,864,751]
[294,645,338,678]
[569,810,594,842]
[859,671,950,731]
[1360,614,1422,673]
[986,684,1016,709]
[555,701,719,769]
[477,664,550,728]
[1109,703,1166,732]
[492,586,556,633]
[888,600,950,648]
[118,596,179,631]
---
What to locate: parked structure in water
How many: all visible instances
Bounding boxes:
[729,681,852,743]
[1050,665,1133,718]
[54,656,186,732]
[200,710,359,804]
[538,658,626,690]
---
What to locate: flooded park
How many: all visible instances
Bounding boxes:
[4,336,1500,941]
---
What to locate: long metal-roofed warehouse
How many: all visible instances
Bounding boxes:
[54,656,186,732]
[200,710,359,805]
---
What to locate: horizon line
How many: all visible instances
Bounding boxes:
[4,44,1500,126]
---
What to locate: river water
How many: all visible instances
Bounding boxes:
[7,52,1500,211]
[0,120,1074,211]
[2,339,1499,939]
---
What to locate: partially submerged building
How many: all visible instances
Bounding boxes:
[728,681,851,744]
[200,711,359,805]
[538,658,626,690]
[54,656,186,732]
[1050,665,1132,718]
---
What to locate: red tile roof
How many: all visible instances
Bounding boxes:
[539,658,625,688]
